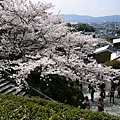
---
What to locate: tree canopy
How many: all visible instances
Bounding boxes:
[67,23,95,32]
[117,30,120,36]
[0,0,119,89]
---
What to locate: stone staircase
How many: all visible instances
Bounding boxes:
[0,69,54,100]
[0,71,31,97]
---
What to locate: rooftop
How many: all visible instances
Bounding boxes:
[94,45,116,54]
[113,38,120,44]
[111,50,120,60]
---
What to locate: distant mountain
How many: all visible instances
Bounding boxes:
[60,14,120,23]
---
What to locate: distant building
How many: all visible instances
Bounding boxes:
[94,39,120,63]
[111,39,120,61]
[84,32,95,36]
[113,38,120,49]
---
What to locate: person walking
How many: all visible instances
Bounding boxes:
[100,89,105,101]
[90,86,96,102]
[98,98,104,112]
[88,82,91,93]
[110,87,115,104]
[111,81,115,91]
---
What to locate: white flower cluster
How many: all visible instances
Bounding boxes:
[0,0,119,86]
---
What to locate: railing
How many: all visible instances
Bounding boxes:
[28,85,54,101]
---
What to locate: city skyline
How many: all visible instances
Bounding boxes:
[32,0,120,17]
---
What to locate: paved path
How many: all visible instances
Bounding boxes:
[82,84,120,117]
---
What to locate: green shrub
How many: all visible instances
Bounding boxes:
[71,23,95,32]
[117,29,120,36]
[0,94,119,120]
[26,69,84,107]
[105,60,120,69]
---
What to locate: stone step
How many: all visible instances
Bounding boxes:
[3,87,16,94]
[0,74,2,79]
[0,85,14,93]
[13,89,25,95]
[0,78,7,84]
[0,81,10,88]
[18,91,27,96]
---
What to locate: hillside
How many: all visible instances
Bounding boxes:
[60,14,120,23]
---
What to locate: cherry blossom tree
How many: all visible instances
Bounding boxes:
[0,0,119,88]
[0,0,68,58]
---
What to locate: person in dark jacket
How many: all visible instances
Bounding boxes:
[100,89,105,101]
[110,87,115,104]
[100,82,105,90]
[90,86,96,102]
[88,83,91,93]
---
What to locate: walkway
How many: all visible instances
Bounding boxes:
[82,84,120,117]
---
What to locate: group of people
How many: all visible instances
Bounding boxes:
[89,81,117,104]
[81,95,104,112]
[81,81,105,112]
[81,80,120,112]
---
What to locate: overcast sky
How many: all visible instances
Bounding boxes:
[31,0,120,17]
